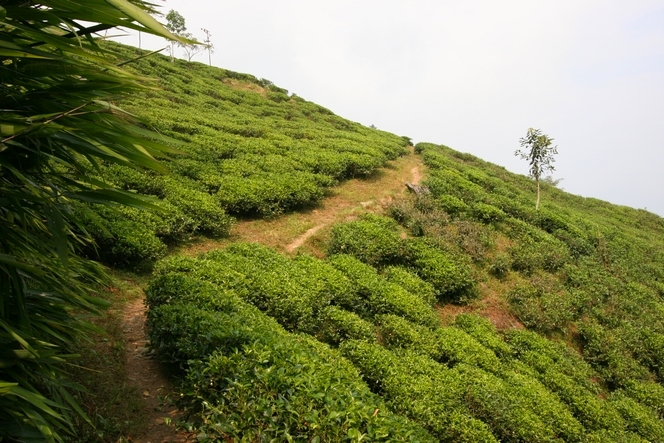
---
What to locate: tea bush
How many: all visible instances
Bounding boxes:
[470,202,506,224]
[376,314,440,358]
[507,284,577,333]
[147,297,434,441]
[182,339,438,442]
[327,254,440,327]
[340,340,499,443]
[382,266,437,306]
[404,238,477,302]
[314,306,377,346]
[80,209,167,267]
[460,364,585,442]
[609,392,664,442]
[328,215,405,266]
[453,314,513,358]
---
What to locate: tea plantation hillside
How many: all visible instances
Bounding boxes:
[63,42,664,442]
[143,141,664,441]
[78,42,410,266]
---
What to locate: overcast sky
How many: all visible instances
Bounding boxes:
[116,1,664,216]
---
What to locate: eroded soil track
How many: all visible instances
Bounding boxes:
[121,150,425,442]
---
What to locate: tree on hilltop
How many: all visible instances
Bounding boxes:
[515,128,558,211]
[165,9,206,62]
[166,9,186,62]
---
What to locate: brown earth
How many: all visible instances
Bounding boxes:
[118,147,521,441]
[119,149,424,442]
[122,298,193,442]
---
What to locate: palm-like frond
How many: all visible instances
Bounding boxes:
[1,1,182,440]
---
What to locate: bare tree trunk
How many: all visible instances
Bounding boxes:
[536,180,541,211]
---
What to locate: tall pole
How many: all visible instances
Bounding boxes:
[201,28,212,66]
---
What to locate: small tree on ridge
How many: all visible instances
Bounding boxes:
[515,128,558,211]
[166,9,186,62]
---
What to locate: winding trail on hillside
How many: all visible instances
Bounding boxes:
[285,162,423,253]
[120,147,526,441]
[121,149,424,442]
[123,299,192,442]
[179,148,425,257]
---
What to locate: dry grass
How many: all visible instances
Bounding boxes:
[437,270,525,330]
[222,78,267,96]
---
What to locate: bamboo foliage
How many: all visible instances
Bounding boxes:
[0,1,181,440]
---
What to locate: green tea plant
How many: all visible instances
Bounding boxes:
[75,41,412,266]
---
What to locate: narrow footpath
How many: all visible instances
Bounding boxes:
[121,149,426,442]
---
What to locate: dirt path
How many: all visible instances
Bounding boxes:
[120,149,425,442]
[410,165,423,185]
[180,149,426,258]
[123,299,192,442]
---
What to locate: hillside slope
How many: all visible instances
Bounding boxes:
[79,42,410,267]
[72,45,664,442]
[140,139,664,443]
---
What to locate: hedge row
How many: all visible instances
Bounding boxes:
[328,215,477,303]
[145,273,435,441]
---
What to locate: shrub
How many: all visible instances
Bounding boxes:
[382,266,437,306]
[436,327,503,371]
[328,215,405,266]
[459,364,584,443]
[453,314,513,358]
[610,392,664,442]
[291,255,358,310]
[539,368,625,432]
[506,329,596,387]
[340,341,499,443]
[488,252,512,278]
[578,321,650,387]
[314,306,377,346]
[509,237,570,274]
[148,298,433,441]
[471,202,506,224]
[507,284,577,333]
[181,338,437,442]
[438,195,469,216]
[623,380,664,419]
[404,239,477,303]
[84,216,167,267]
[327,254,440,327]
[376,314,439,358]
[162,177,233,236]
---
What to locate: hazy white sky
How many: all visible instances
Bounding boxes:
[117,1,664,216]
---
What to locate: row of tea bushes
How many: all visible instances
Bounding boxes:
[402,142,664,391]
[77,167,234,267]
[328,214,477,303]
[146,272,436,441]
[147,240,664,442]
[150,242,440,333]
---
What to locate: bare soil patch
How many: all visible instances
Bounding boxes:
[222,78,267,96]
[437,280,524,330]
[123,298,193,442]
[410,165,423,185]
